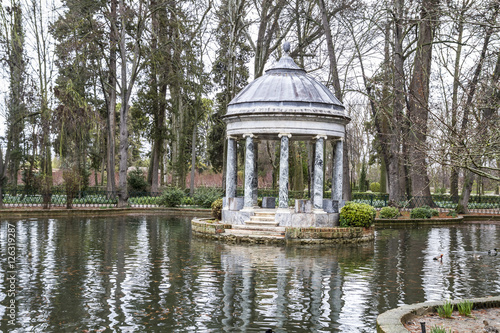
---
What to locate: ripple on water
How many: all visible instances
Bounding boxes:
[1,218,500,332]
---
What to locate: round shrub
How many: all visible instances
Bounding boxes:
[211,198,223,220]
[410,206,432,219]
[369,182,381,193]
[379,206,400,219]
[158,187,185,207]
[339,202,376,228]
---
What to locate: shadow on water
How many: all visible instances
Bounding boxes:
[1,217,499,332]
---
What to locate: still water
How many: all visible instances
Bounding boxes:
[1,215,499,332]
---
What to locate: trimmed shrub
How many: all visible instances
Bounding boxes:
[193,187,223,208]
[211,198,223,220]
[158,187,185,207]
[379,206,400,219]
[340,202,376,228]
[410,206,432,219]
[127,168,148,193]
[369,182,381,193]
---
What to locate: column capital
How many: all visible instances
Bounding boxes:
[227,135,239,140]
[314,134,327,141]
[278,133,292,138]
[242,133,256,139]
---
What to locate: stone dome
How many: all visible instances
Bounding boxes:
[224,48,350,140]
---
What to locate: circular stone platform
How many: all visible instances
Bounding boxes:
[191,218,374,245]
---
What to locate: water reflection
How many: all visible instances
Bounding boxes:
[1,217,499,332]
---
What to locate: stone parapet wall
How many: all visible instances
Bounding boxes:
[375,216,463,226]
[191,219,232,235]
[285,226,374,244]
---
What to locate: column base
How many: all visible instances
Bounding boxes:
[313,208,327,215]
[276,207,292,214]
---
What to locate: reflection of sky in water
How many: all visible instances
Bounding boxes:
[1,217,500,332]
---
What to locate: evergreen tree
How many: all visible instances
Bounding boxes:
[208,0,252,172]
[51,0,105,189]
[5,2,27,186]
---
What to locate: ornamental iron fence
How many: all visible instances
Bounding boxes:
[1,187,499,214]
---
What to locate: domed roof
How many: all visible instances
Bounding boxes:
[223,43,349,140]
[227,51,344,115]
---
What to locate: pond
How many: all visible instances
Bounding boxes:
[1,215,499,332]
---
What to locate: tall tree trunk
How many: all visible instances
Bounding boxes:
[449,4,467,199]
[189,100,199,196]
[107,0,118,194]
[0,147,10,208]
[458,172,474,213]
[318,0,351,200]
[407,0,439,203]
[390,0,404,203]
[456,2,498,212]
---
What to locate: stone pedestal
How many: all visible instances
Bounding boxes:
[228,197,244,211]
[295,199,313,213]
[322,199,339,213]
[262,197,276,209]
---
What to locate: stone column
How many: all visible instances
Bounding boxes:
[332,139,343,202]
[278,134,291,209]
[225,137,237,203]
[243,134,255,208]
[252,140,258,206]
[313,135,327,212]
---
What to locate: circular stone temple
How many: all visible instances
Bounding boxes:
[222,44,351,227]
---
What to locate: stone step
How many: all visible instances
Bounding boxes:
[225,229,285,238]
[232,225,286,232]
[244,220,279,227]
[250,216,276,222]
[253,213,275,218]
[254,210,276,215]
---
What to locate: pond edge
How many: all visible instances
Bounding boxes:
[376,296,500,333]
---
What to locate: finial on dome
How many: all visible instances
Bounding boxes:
[283,41,290,55]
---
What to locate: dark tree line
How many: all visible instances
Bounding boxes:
[0,0,498,210]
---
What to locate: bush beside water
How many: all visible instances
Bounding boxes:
[158,187,185,207]
[211,198,223,220]
[379,206,400,219]
[410,205,439,219]
[340,202,376,228]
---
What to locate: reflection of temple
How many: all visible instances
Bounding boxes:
[213,242,375,331]
[222,42,351,228]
